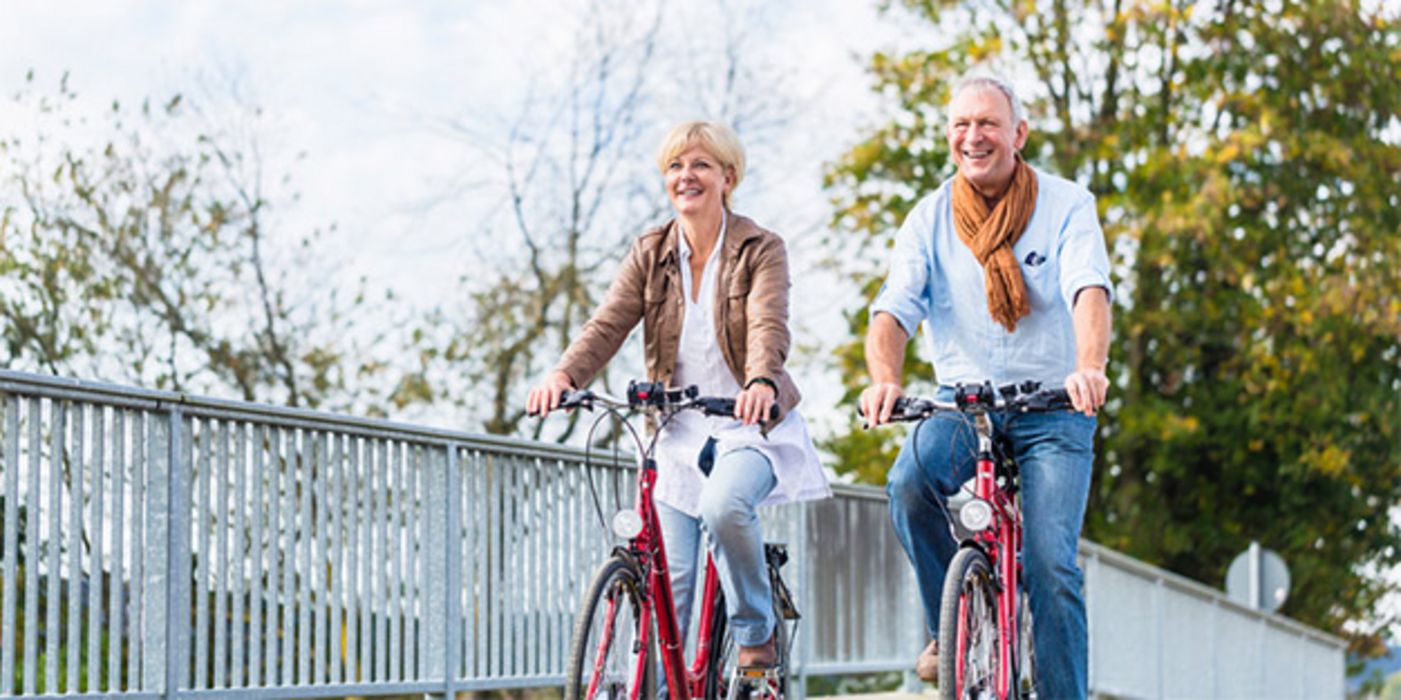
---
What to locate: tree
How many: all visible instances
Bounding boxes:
[823,0,1400,652]
[0,71,388,412]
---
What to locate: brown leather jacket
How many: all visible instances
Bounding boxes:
[553,213,801,430]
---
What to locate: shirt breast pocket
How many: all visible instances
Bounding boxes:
[644,275,672,309]
[642,276,674,348]
[727,268,752,298]
[1019,251,1059,308]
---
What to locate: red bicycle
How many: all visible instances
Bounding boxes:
[545,381,798,700]
[878,381,1071,700]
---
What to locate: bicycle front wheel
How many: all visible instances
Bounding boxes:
[937,547,1001,700]
[566,555,655,700]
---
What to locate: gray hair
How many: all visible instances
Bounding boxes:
[951,73,1026,126]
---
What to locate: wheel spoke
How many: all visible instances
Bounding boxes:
[941,549,1000,700]
[568,558,652,700]
[586,594,621,698]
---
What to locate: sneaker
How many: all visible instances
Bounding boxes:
[915,639,939,682]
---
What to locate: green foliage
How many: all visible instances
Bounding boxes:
[825,0,1401,652]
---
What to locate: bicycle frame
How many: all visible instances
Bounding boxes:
[875,382,1067,700]
[558,383,788,700]
[960,413,1023,700]
[623,452,726,700]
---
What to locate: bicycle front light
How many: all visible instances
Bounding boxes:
[960,499,994,532]
[612,509,644,539]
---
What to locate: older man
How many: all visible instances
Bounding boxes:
[860,73,1112,699]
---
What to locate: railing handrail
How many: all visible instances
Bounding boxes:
[0,369,599,461]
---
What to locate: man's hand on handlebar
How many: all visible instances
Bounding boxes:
[526,371,576,417]
[1063,367,1108,416]
[860,382,905,428]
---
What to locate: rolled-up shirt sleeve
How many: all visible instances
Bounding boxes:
[869,199,934,338]
[1057,191,1115,310]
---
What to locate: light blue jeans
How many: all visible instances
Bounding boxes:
[886,400,1097,700]
[658,447,778,649]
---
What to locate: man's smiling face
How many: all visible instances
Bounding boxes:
[946,85,1028,198]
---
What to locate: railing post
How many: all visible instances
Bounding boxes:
[794,502,810,700]
[1155,577,1166,699]
[1085,546,1100,697]
[140,407,176,697]
[168,408,193,699]
[444,444,463,698]
[420,443,449,697]
[901,524,922,695]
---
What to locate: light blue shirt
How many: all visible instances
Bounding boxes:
[870,167,1114,388]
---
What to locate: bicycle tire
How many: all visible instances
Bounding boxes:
[937,547,1000,700]
[704,592,733,700]
[705,574,791,698]
[1015,587,1036,699]
[566,555,656,700]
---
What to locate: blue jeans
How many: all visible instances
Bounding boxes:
[886,405,1096,700]
[658,447,778,649]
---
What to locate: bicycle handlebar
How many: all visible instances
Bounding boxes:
[864,381,1074,423]
[553,380,779,421]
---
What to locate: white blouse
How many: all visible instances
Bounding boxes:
[653,213,831,518]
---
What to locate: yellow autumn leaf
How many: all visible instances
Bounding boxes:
[1306,445,1351,478]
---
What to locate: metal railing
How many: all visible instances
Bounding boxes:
[0,370,1345,699]
[1083,541,1345,699]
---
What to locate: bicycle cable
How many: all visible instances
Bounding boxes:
[578,400,683,541]
[581,404,641,537]
[910,412,980,542]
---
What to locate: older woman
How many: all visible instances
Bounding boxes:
[527,121,829,667]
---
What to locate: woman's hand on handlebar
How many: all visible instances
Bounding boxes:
[860,382,905,427]
[734,383,776,426]
[527,371,576,417]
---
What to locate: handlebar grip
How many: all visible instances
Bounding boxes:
[1022,388,1072,411]
[856,396,931,422]
[890,397,935,420]
[557,389,594,411]
[697,398,780,421]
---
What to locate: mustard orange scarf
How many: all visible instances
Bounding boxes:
[951,157,1038,332]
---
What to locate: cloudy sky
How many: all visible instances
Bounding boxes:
[0,1,926,429]
[0,0,938,445]
[0,1,910,301]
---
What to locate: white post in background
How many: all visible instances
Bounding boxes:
[1248,540,1262,610]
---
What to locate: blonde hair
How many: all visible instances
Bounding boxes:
[655,121,746,209]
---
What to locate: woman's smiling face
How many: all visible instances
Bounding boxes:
[665,146,733,217]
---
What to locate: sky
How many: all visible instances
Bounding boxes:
[0,1,906,294]
[0,0,922,438]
